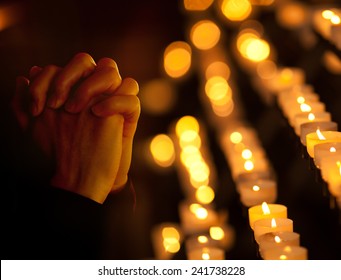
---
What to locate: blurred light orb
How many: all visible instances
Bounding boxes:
[276,2,308,29]
[183,0,214,11]
[196,185,215,204]
[164,41,192,78]
[205,61,231,80]
[243,38,270,62]
[221,0,252,22]
[190,20,221,50]
[150,134,175,167]
[205,76,232,103]
[175,115,200,138]
[139,79,176,115]
[257,60,277,79]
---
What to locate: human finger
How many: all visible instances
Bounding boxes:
[91,95,140,137]
[29,65,61,116]
[64,65,122,113]
[29,66,43,80]
[113,77,139,96]
[47,52,97,109]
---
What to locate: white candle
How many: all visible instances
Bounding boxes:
[253,217,293,243]
[287,101,326,126]
[306,130,341,158]
[258,231,300,259]
[238,179,277,207]
[314,142,341,168]
[320,154,341,182]
[262,245,308,260]
[293,112,332,136]
[300,121,338,146]
[248,202,287,229]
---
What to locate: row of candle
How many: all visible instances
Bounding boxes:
[184,11,310,259]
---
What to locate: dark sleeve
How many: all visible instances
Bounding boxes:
[3,181,136,260]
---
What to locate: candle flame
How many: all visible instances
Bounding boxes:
[331,15,341,25]
[262,202,271,215]
[330,147,337,153]
[252,185,260,192]
[274,235,282,243]
[316,128,326,140]
[241,148,252,159]
[297,96,305,104]
[322,10,334,20]
[279,254,288,260]
[300,103,311,112]
[198,235,208,243]
[284,246,292,253]
[271,218,277,228]
[308,113,315,121]
[244,160,254,171]
[202,252,210,260]
[190,204,208,220]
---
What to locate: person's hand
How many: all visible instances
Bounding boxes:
[11,53,140,203]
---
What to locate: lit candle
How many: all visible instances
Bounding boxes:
[151,223,182,260]
[286,101,326,126]
[262,245,308,260]
[320,154,341,182]
[253,217,293,243]
[300,121,338,146]
[186,246,225,260]
[306,130,341,158]
[178,201,220,235]
[248,202,287,229]
[238,179,277,207]
[258,231,300,259]
[293,112,332,136]
[314,142,341,168]
[321,158,341,197]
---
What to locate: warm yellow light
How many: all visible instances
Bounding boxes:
[262,202,271,215]
[150,134,175,167]
[139,79,176,115]
[230,131,243,144]
[179,130,201,148]
[210,226,225,240]
[162,227,180,241]
[176,115,200,138]
[279,254,288,260]
[280,68,293,83]
[297,96,305,104]
[316,128,326,140]
[256,60,277,79]
[271,218,277,228]
[244,38,270,62]
[189,161,210,186]
[331,15,341,25]
[202,252,210,260]
[198,235,209,243]
[183,0,214,11]
[221,0,252,21]
[196,185,215,204]
[211,98,234,117]
[164,41,191,78]
[163,238,181,253]
[284,246,292,253]
[300,103,311,112]
[205,76,232,103]
[244,160,254,171]
[190,204,209,220]
[330,147,337,153]
[237,32,259,54]
[190,20,221,50]
[252,185,260,192]
[308,113,315,121]
[322,10,334,20]
[206,61,231,80]
[274,235,281,243]
[276,2,308,29]
[241,148,253,159]
[181,148,202,168]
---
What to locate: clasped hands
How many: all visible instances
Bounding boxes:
[11,53,141,204]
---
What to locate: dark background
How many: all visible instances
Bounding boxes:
[1,0,340,259]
